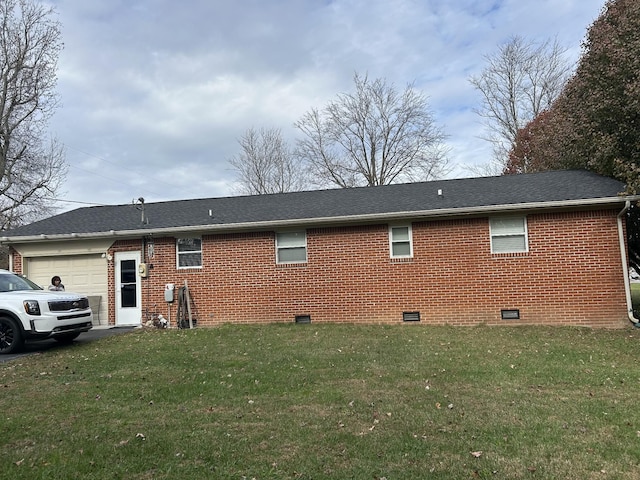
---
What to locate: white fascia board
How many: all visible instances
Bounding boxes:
[2,195,635,243]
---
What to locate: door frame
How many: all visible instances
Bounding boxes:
[114,251,142,326]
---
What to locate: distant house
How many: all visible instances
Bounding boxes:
[1,170,637,328]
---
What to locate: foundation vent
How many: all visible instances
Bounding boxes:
[501,309,520,320]
[295,315,311,324]
[403,311,421,322]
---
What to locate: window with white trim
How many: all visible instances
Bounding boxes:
[490,217,528,253]
[177,237,202,268]
[276,231,307,263]
[389,225,413,258]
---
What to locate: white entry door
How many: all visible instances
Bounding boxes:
[115,251,142,326]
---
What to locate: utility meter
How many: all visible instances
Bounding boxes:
[164,283,175,303]
[138,263,148,277]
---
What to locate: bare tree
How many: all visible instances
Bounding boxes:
[469,35,572,171]
[0,0,66,229]
[230,127,307,195]
[295,73,449,188]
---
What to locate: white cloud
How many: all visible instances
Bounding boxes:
[47,0,606,209]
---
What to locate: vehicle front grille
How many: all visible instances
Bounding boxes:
[48,298,90,312]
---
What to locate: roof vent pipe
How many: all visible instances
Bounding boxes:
[437,189,443,196]
[134,197,147,224]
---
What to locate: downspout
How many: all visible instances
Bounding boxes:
[617,201,639,326]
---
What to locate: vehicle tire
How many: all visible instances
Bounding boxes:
[0,317,24,354]
[54,332,81,344]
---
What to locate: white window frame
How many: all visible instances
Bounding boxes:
[276,231,307,264]
[489,216,529,254]
[176,237,203,269]
[389,225,413,258]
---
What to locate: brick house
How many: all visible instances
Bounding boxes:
[1,170,637,328]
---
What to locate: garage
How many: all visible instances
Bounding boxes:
[25,254,108,325]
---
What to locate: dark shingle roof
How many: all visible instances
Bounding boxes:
[2,170,628,240]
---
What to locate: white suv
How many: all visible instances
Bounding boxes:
[0,270,93,354]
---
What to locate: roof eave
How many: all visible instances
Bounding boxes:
[1,196,634,244]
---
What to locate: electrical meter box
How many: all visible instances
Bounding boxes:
[138,263,148,277]
[164,283,175,303]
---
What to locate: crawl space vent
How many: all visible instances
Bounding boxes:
[295,315,311,324]
[501,309,520,320]
[403,311,421,322]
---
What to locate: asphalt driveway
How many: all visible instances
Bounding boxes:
[0,326,136,363]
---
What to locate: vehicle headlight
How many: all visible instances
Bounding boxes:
[23,300,41,315]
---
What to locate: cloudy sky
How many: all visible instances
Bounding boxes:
[45,0,606,210]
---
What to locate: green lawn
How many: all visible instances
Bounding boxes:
[1,324,640,479]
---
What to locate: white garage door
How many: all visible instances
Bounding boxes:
[25,254,108,325]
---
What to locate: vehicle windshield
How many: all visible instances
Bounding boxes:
[0,273,42,292]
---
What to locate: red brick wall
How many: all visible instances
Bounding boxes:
[129,208,629,328]
[10,248,22,273]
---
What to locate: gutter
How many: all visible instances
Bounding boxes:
[617,200,639,326]
[1,196,637,244]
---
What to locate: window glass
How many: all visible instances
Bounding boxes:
[492,235,527,253]
[392,241,412,257]
[276,231,307,263]
[277,231,305,247]
[120,259,137,283]
[490,217,528,253]
[491,217,525,235]
[390,225,412,258]
[0,273,41,292]
[278,247,307,263]
[121,284,137,308]
[177,238,202,268]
